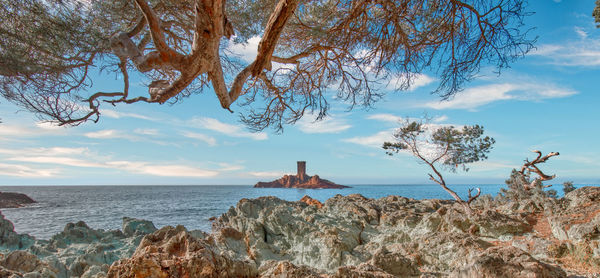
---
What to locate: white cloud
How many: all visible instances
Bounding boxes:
[248,171,286,178]
[0,147,88,156]
[343,129,395,148]
[35,121,65,131]
[101,109,155,121]
[386,73,435,91]
[226,36,260,63]
[530,31,600,66]
[106,161,219,177]
[216,162,244,171]
[367,114,404,123]
[0,163,60,178]
[133,128,160,136]
[189,117,267,140]
[433,115,448,123]
[297,115,352,134]
[0,123,68,139]
[8,156,106,168]
[574,27,588,39]
[0,146,222,178]
[181,131,217,146]
[424,83,576,110]
[84,129,122,139]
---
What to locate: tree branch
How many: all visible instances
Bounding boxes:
[250,0,300,76]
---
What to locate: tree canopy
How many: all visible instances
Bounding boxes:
[383,118,495,213]
[0,0,535,130]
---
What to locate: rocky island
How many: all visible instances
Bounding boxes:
[0,192,36,208]
[0,186,599,277]
[254,161,349,189]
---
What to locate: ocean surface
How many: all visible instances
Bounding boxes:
[0,184,551,239]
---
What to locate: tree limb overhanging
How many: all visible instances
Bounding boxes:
[0,0,536,130]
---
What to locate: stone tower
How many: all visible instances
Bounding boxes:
[297,161,306,181]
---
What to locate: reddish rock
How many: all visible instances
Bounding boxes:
[254,161,348,189]
[300,195,323,209]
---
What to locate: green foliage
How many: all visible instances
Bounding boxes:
[0,0,536,128]
[383,120,495,173]
[594,0,600,27]
[563,181,576,195]
[496,169,557,211]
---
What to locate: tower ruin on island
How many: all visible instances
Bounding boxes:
[253,161,349,189]
[297,161,306,181]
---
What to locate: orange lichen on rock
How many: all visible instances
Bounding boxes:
[300,195,323,209]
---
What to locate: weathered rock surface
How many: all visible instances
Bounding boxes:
[0,214,156,278]
[3,186,600,277]
[108,225,258,278]
[0,192,36,208]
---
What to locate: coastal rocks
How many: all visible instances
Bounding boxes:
[107,225,258,278]
[452,246,567,278]
[121,217,157,237]
[0,192,36,208]
[0,215,156,278]
[0,211,34,251]
[6,186,600,277]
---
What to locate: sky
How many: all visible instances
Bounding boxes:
[0,1,599,186]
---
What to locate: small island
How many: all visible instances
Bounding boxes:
[254,161,349,189]
[0,192,36,208]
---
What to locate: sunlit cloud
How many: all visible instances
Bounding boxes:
[423,83,576,110]
[386,73,435,91]
[248,171,286,178]
[367,114,404,123]
[0,146,222,178]
[0,163,60,178]
[181,131,218,146]
[101,109,155,121]
[189,117,267,140]
[106,161,219,177]
[297,115,352,134]
[133,128,160,136]
[530,29,600,67]
[433,115,448,123]
[226,36,260,63]
[343,129,395,148]
[8,156,106,168]
[83,129,171,145]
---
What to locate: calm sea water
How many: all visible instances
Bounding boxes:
[0,184,524,239]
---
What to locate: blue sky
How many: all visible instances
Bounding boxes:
[1,0,599,186]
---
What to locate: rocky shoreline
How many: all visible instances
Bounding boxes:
[0,187,599,277]
[0,192,36,208]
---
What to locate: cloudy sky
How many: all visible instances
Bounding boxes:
[1,1,599,186]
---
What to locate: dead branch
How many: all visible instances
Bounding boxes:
[467,187,481,204]
[519,150,559,190]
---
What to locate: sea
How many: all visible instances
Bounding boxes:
[0,184,570,239]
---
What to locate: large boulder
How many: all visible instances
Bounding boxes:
[452,246,566,278]
[0,211,35,251]
[107,225,258,278]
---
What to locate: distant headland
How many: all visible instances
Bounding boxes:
[254,161,349,189]
[0,192,36,208]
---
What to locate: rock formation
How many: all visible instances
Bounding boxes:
[254,161,349,189]
[2,187,600,277]
[0,192,36,208]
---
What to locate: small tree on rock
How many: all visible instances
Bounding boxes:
[563,181,576,195]
[497,150,560,210]
[383,118,495,214]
